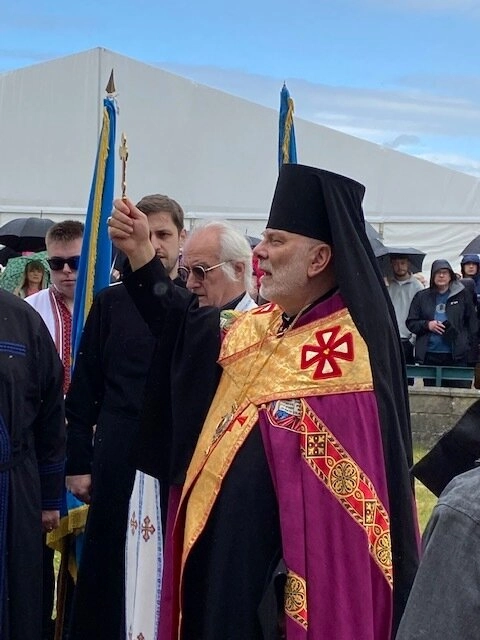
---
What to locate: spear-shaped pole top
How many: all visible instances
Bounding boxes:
[105,69,116,95]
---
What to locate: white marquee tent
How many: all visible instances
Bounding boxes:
[1,47,480,273]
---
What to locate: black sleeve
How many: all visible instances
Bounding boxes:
[413,399,480,496]
[123,256,193,337]
[123,258,223,484]
[65,296,106,475]
[465,293,479,348]
[33,317,66,510]
[406,291,429,336]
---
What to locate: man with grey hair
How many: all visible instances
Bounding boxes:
[178,221,256,310]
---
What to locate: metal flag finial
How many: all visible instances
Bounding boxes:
[105,69,116,95]
[119,133,128,200]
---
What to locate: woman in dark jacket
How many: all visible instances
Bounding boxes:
[406,259,478,387]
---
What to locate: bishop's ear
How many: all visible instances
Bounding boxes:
[308,242,333,277]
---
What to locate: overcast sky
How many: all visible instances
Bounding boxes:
[2,0,480,175]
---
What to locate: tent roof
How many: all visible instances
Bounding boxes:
[1,47,480,223]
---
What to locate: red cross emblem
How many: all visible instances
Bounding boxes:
[129,512,138,535]
[301,325,354,379]
[141,516,156,541]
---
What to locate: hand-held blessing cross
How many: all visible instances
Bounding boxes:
[119,133,128,200]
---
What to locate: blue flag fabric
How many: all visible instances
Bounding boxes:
[278,84,298,169]
[72,96,116,361]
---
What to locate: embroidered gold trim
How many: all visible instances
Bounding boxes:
[220,304,373,402]
[178,302,382,597]
[285,569,308,630]
[300,401,393,587]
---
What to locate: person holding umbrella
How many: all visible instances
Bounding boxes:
[13,259,49,299]
[386,253,424,385]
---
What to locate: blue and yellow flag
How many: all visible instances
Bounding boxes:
[278,83,297,168]
[72,90,116,360]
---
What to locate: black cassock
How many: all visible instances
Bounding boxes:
[66,282,157,640]
[0,289,65,640]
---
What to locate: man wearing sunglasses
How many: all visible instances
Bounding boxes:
[26,220,84,392]
[179,221,257,311]
[108,165,418,640]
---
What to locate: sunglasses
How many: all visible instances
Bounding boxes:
[47,256,81,271]
[178,261,228,282]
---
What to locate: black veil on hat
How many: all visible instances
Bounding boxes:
[267,163,418,632]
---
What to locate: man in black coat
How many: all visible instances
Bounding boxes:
[65,194,185,640]
[0,290,65,640]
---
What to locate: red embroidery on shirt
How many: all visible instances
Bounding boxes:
[51,287,72,394]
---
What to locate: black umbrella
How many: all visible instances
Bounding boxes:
[0,246,21,266]
[365,222,386,255]
[0,217,54,252]
[246,235,261,248]
[376,246,426,275]
[460,236,480,256]
[365,221,382,241]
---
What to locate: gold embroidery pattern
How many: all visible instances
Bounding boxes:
[375,532,392,567]
[300,402,393,587]
[330,460,359,497]
[220,305,373,403]
[306,432,326,457]
[179,303,376,600]
[284,570,308,630]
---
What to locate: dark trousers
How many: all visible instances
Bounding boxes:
[401,339,415,386]
[423,352,472,389]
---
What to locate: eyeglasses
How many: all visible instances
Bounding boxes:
[47,256,81,271]
[177,261,228,282]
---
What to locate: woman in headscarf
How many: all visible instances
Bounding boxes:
[14,259,48,298]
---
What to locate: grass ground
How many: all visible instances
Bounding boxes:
[413,445,437,532]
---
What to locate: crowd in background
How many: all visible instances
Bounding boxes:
[387,253,480,388]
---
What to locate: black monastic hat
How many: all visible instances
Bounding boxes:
[266,163,366,244]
